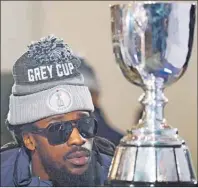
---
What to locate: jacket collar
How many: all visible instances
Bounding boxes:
[13,147,52,187]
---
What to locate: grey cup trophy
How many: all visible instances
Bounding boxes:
[107,1,197,187]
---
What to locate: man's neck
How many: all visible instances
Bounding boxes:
[31,152,50,180]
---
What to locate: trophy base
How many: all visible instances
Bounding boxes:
[107,136,197,187]
[105,180,197,187]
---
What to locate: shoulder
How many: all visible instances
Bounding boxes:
[97,152,112,185]
[1,146,19,167]
[93,136,116,156]
[93,136,115,168]
[93,136,115,183]
[100,152,112,170]
[0,143,20,186]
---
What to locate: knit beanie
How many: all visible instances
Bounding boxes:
[7,35,94,125]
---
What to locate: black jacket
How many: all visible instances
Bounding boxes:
[1,137,115,187]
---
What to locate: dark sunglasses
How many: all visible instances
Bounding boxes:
[23,117,98,146]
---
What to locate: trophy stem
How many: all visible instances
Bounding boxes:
[128,74,181,146]
[139,75,168,132]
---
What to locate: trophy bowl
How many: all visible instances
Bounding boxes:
[107,1,197,187]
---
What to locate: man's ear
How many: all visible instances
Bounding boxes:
[22,133,36,151]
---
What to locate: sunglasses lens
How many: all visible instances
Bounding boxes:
[47,122,72,145]
[45,117,97,145]
[78,117,97,138]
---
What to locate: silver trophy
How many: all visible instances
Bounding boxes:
[107,1,197,187]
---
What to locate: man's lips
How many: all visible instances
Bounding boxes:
[67,156,89,166]
[66,151,89,159]
[65,151,90,166]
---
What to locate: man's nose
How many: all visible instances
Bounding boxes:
[67,128,86,146]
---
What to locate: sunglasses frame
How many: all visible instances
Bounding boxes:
[22,116,98,145]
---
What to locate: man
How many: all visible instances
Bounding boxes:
[0,35,115,187]
[78,57,124,145]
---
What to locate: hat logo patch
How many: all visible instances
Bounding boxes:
[47,88,72,112]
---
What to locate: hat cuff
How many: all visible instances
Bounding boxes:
[8,85,94,125]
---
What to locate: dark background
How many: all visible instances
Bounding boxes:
[1,73,14,146]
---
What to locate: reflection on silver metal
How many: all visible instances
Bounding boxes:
[108,145,197,185]
[111,2,194,87]
[134,147,156,182]
[108,146,125,180]
[156,148,177,182]
[175,146,191,182]
[116,147,137,181]
[108,1,197,186]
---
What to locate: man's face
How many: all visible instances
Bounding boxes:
[29,111,95,186]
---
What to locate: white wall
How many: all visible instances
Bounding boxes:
[1,1,197,172]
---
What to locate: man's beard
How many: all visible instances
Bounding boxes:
[37,147,96,187]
